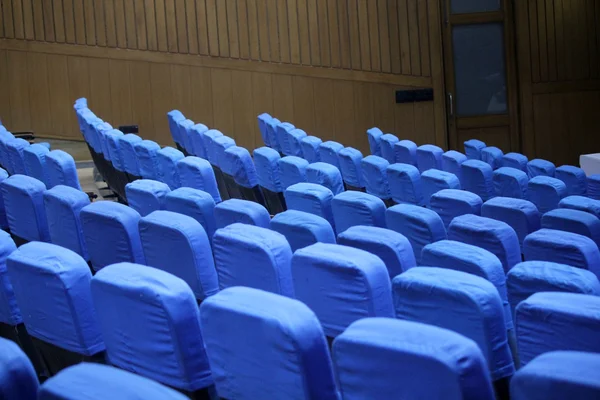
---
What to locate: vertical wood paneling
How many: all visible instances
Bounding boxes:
[278,0,291,63]
[327,0,340,68]
[367,0,380,71]
[174,0,187,53]
[66,56,91,107]
[12,0,24,39]
[332,80,355,145]
[129,61,154,136]
[205,0,219,56]
[73,0,86,44]
[27,52,52,133]
[271,75,295,122]
[88,58,113,122]
[2,0,15,39]
[170,64,193,116]
[388,0,401,74]
[44,0,57,42]
[267,0,281,62]
[378,0,391,73]
[114,0,127,48]
[226,0,239,58]
[7,51,31,129]
[185,0,199,54]
[316,0,330,67]
[108,60,133,125]
[94,0,106,46]
[164,0,178,52]
[149,63,172,143]
[312,78,336,140]
[407,0,420,75]
[417,0,431,77]
[237,0,250,59]
[83,0,95,46]
[22,0,34,40]
[196,0,209,55]
[292,75,315,132]
[357,0,371,70]
[398,0,412,74]
[251,72,274,135]
[134,0,148,50]
[32,0,44,41]
[190,66,214,127]
[230,70,255,149]
[46,54,72,135]
[307,0,320,65]
[210,69,234,134]
[103,0,117,47]
[216,0,229,57]
[352,82,374,152]
[296,0,311,65]
[145,0,158,51]
[0,51,10,126]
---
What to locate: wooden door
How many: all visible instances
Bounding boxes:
[441,0,520,152]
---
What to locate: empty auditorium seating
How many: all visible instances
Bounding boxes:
[0,338,38,400]
[367,127,383,156]
[257,113,272,147]
[23,143,50,186]
[270,210,335,252]
[416,144,443,172]
[555,165,587,196]
[588,175,600,200]
[515,292,600,365]
[177,156,221,204]
[43,185,90,260]
[420,169,461,207]
[464,139,486,160]
[338,226,416,278]
[461,160,495,201]
[213,223,293,296]
[387,163,424,205]
[559,195,600,219]
[46,150,82,190]
[332,318,495,400]
[199,287,338,400]
[523,229,600,277]
[542,208,600,247]
[481,146,503,170]
[380,134,399,163]
[430,189,482,228]
[202,129,229,199]
[91,263,214,395]
[527,159,556,178]
[386,204,447,263]
[331,191,386,233]
[394,140,418,166]
[118,134,143,180]
[6,138,29,175]
[188,123,209,158]
[1,174,50,243]
[361,155,391,205]
[338,147,365,191]
[279,156,308,190]
[274,122,294,154]
[448,214,521,273]
[493,167,529,198]
[167,110,186,150]
[441,150,467,181]
[176,119,195,155]
[156,147,184,190]
[222,146,265,203]
[125,179,170,217]
[139,211,218,301]
[7,242,104,375]
[319,141,344,169]
[285,183,335,230]
[527,176,566,213]
[306,162,344,195]
[286,128,307,157]
[253,147,286,214]
[502,152,528,171]
[214,198,270,229]
[0,169,7,229]
[481,197,541,249]
[507,261,600,315]
[265,118,282,152]
[292,243,394,338]
[213,136,237,197]
[300,136,322,163]
[80,201,145,271]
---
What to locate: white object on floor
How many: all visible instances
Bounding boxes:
[580,153,600,176]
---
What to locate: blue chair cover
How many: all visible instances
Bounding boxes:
[177,119,195,153]
[1,175,50,242]
[306,162,344,195]
[38,363,188,400]
[274,122,294,154]
[80,201,145,271]
[125,179,170,217]
[0,338,38,400]
[516,292,600,366]
[188,123,209,158]
[493,167,528,198]
[0,232,18,326]
[214,198,270,229]
[386,204,447,263]
[156,147,184,189]
[133,140,161,180]
[7,242,103,355]
[6,138,29,175]
[265,118,281,151]
[462,160,495,201]
[380,134,399,163]
[502,152,528,171]
[46,150,81,190]
[202,129,224,166]
[338,226,416,278]
[481,146,503,170]
[177,156,221,203]
[393,267,515,381]
[481,197,541,249]
[279,156,308,190]
[416,144,443,172]
[542,208,600,247]
[527,176,566,213]
[292,243,394,337]
[284,183,335,230]
[464,139,486,160]
[43,185,90,260]
[523,229,600,277]
[448,214,521,273]
[319,141,344,169]
[213,136,236,170]
[588,174,600,200]
[23,144,50,185]
[527,159,556,178]
[387,163,424,205]
[222,146,259,189]
[559,195,600,219]
[213,223,293,295]
[167,110,185,145]
[430,189,483,228]
[254,147,282,193]
[287,128,307,157]
[361,155,391,200]
[0,169,7,229]
[300,136,322,163]
[331,191,386,234]
[421,169,461,207]
[199,287,338,400]
[394,140,417,166]
[257,113,272,147]
[507,261,600,316]
[165,188,216,243]
[332,318,495,400]
[367,127,383,156]
[105,130,125,171]
[118,134,142,176]
[270,210,335,252]
[338,147,364,188]
[442,150,467,181]
[555,165,587,196]
[91,263,213,391]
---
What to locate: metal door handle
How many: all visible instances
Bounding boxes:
[448,92,454,118]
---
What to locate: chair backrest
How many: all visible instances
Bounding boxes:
[527,159,556,178]
[502,152,528,171]
[273,121,294,154]
[366,127,383,156]
[117,134,143,176]
[300,136,322,163]
[541,208,600,248]
[214,198,270,229]
[43,185,90,260]
[222,146,259,189]
[306,162,344,195]
[337,226,416,278]
[464,139,486,160]
[588,174,600,200]
[284,183,335,230]
[23,143,50,185]
[393,140,417,166]
[156,147,184,189]
[188,123,209,158]
[448,214,521,273]
[523,229,600,277]
[91,263,213,392]
[461,160,495,201]
[380,134,399,163]
[430,189,482,228]
[421,169,461,207]
[1,174,50,242]
[0,338,38,400]
[257,113,272,147]
[46,150,81,190]
[7,242,103,356]
[125,179,170,217]
[481,146,503,170]
[0,231,19,326]
[481,197,541,249]
[385,204,447,263]
[319,141,344,169]
[202,129,224,165]
[555,165,587,196]
[393,267,515,381]
[140,210,218,300]
[253,147,283,193]
[0,168,7,229]
[416,144,443,172]
[559,195,600,219]
[332,318,495,400]
[177,119,195,153]
[510,351,600,400]
[527,176,566,213]
[493,167,529,199]
[361,155,391,200]
[165,187,216,242]
[200,287,338,400]
[133,140,161,180]
[270,210,335,252]
[213,136,236,172]
[80,201,145,271]
[387,163,424,205]
[286,128,307,157]
[167,109,185,145]
[331,191,386,234]
[6,138,29,175]
[442,150,467,181]
[515,292,600,366]
[177,156,221,203]
[104,129,125,171]
[38,363,189,400]
[279,156,308,190]
[338,147,364,189]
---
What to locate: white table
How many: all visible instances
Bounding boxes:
[580,153,600,176]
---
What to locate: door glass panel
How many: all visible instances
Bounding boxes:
[451,0,501,14]
[452,23,507,117]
